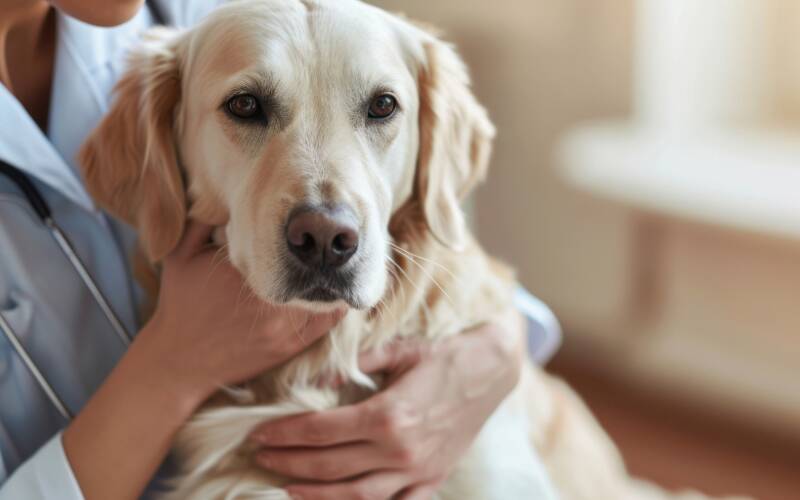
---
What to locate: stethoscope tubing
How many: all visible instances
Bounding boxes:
[0,313,74,420]
[1,160,132,421]
[47,218,133,347]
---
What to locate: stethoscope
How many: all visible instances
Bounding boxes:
[0,0,166,422]
[0,160,132,421]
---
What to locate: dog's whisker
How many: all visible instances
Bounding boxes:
[384,267,403,316]
[246,299,266,342]
[377,262,403,327]
[233,278,252,318]
[390,242,460,284]
[395,249,456,311]
[374,292,397,339]
[285,307,301,342]
[388,256,431,325]
[387,261,409,317]
[202,242,231,291]
[210,242,230,269]
[390,242,450,276]
[389,243,455,312]
[245,290,260,340]
[375,292,397,326]
[373,297,386,325]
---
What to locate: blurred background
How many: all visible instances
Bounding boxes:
[369,1,800,498]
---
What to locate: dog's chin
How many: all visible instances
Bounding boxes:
[246,272,376,311]
[252,282,375,312]
[288,287,371,312]
[246,253,388,312]
[247,288,357,313]
[287,296,353,313]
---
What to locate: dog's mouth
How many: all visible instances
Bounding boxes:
[299,286,361,309]
[295,285,363,309]
[282,264,365,309]
[301,286,343,302]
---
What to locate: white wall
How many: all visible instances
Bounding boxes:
[369,0,637,329]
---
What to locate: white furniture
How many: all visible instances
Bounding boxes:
[561,125,800,241]
[557,0,800,437]
[559,123,800,436]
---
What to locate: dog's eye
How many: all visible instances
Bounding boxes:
[227,94,262,120]
[368,94,397,119]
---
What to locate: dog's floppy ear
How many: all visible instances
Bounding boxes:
[415,35,495,251]
[80,28,186,262]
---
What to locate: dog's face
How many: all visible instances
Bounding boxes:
[81,0,494,311]
[180,1,421,309]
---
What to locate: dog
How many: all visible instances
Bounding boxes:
[79,1,753,499]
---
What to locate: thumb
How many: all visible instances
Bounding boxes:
[318,342,423,389]
[357,341,425,375]
[398,482,439,500]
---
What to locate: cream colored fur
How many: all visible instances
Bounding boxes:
[80,1,753,499]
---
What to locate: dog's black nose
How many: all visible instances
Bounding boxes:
[286,205,359,268]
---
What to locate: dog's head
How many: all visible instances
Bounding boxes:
[81,0,494,312]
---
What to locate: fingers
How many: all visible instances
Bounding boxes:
[319,341,418,389]
[357,346,400,375]
[397,482,439,500]
[357,341,424,375]
[251,402,373,448]
[284,471,410,500]
[256,442,398,481]
[171,219,215,259]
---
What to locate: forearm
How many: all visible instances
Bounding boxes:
[62,326,202,500]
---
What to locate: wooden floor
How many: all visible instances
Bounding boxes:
[549,353,800,500]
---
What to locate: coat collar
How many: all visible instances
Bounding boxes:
[0,7,153,212]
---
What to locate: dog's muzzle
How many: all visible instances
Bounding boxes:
[283,203,362,305]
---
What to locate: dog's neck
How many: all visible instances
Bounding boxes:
[245,203,516,405]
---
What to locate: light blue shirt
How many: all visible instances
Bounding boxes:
[0,2,560,498]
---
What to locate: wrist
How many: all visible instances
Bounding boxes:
[63,326,200,500]
[127,321,210,415]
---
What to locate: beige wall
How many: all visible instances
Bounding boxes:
[370,0,637,331]
[368,1,800,434]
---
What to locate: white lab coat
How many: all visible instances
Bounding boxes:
[0,2,561,499]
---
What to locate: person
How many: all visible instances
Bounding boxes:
[0,1,562,499]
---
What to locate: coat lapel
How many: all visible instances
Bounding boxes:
[0,7,152,212]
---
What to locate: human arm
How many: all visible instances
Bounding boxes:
[28,221,340,500]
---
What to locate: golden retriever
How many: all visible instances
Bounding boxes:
[79,1,752,499]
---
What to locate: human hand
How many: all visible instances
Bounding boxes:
[250,310,526,500]
[135,220,344,407]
